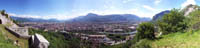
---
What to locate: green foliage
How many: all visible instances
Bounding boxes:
[150,30,200,48]
[131,39,152,48]
[1,10,5,15]
[107,34,126,41]
[29,29,91,48]
[0,10,9,18]
[0,25,19,48]
[186,10,200,31]
[135,22,155,41]
[158,9,187,34]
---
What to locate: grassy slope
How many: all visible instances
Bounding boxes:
[0,25,28,48]
[150,31,200,48]
[0,25,18,48]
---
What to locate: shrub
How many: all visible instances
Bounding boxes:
[186,10,200,31]
[135,22,155,41]
[158,9,187,34]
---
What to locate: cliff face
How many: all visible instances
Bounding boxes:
[182,4,200,16]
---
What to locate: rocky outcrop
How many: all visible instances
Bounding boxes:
[30,34,49,48]
[182,4,200,16]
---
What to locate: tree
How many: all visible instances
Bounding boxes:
[1,10,5,15]
[0,10,9,18]
[158,9,187,34]
[135,22,155,41]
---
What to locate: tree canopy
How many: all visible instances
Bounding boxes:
[135,22,155,41]
[158,9,187,34]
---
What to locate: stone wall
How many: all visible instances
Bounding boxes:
[0,14,11,25]
[0,14,30,38]
[5,27,30,38]
[0,12,49,48]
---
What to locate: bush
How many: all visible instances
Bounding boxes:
[158,9,187,34]
[135,22,155,41]
[107,34,126,41]
[1,10,9,18]
[1,10,5,15]
[131,39,152,48]
[187,10,200,31]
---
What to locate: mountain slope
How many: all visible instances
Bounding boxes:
[152,10,170,21]
[10,16,62,22]
[182,4,200,16]
[68,13,151,23]
[132,5,200,48]
[151,30,200,48]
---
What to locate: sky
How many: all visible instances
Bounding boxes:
[0,0,199,20]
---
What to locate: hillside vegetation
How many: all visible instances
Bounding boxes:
[0,24,28,48]
[129,5,200,48]
[0,10,28,48]
[0,25,18,48]
[29,29,92,48]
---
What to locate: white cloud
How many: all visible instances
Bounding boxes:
[181,0,196,8]
[122,0,132,3]
[154,0,161,5]
[143,5,156,11]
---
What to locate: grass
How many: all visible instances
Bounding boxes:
[0,24,18,48]
[0,24,28,48]
[150,31,200,48]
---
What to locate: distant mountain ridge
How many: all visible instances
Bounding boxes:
[11,13,151,23]
[68,13,151,23]
[152,4,200,21]
[152,10,170,21]
[10,16,62,22]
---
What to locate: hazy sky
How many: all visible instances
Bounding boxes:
[0,0,199,20]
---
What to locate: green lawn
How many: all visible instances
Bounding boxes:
[0,25,28,48]
[150,31,200,48]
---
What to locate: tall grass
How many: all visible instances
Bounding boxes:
[150,30,200,48]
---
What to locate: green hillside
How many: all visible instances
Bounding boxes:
[129,5,200,48]
[132,30,200,48]
[0,25,28,48]
[151,30,200,48]
[0,25,18,48]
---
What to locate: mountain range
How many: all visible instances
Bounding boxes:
[11,13,151,23]
[10,16,62,22]
[152,4,200,21]
[152,10,170,21]
[67,13,151,23]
